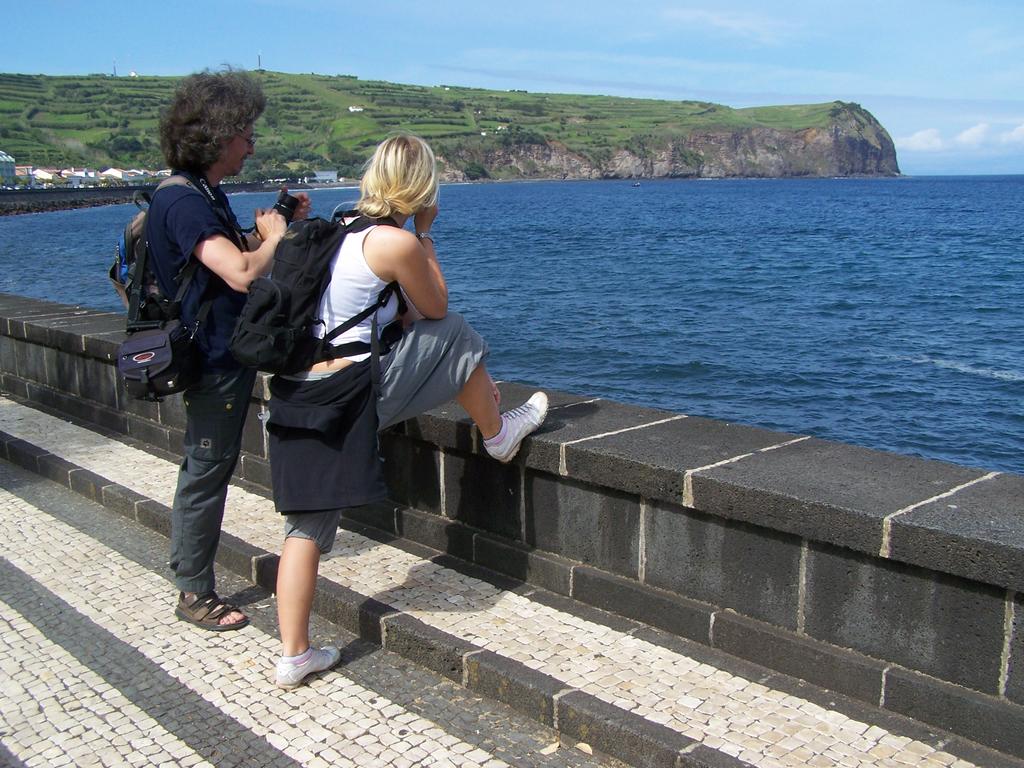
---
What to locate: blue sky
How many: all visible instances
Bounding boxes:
[6,1,1024,174]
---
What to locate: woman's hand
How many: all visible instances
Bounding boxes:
[414,204,438,235]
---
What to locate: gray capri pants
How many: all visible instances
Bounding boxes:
[284,312,488,552]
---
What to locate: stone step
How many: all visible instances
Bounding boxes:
[0,395,1018,768]
[0,459,624,768]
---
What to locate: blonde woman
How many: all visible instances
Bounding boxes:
[267,134,547,688]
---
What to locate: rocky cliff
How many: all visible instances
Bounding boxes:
[440,102,899,181]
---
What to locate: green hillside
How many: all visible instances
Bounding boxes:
[0,70,869,180]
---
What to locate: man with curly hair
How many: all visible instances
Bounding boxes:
[146,70,310,630]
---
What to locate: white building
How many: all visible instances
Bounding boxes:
[100,168,146,182]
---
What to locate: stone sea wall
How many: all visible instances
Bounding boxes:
[0,292,1021,755]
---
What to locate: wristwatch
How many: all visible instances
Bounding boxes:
[415,231,434,243]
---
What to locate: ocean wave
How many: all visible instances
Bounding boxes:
[896,355,1024,383]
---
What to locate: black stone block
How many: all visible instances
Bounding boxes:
[77,357,120,410]
[100,483,149,521]
[891,473,1024,592]
[395,506,474,560]
[573,565,713,643]
[327,593,395,651]
[1008,592,1024,706]
[82,329,124,362]
[804,541,1006,694]
[711,611,885,705]
[692,437,987,556]
[120,391,160,422]
[2,375,27,398]
[0,336,19,377]
[444,449,522,540]
[465,649,562,727]
[644,499,802,629]
[681,745,757,768]
[13,338,47,384]
[556,689,697,768]
[234,454,268,492]
[381,613,475,682]
[240,403,266,458]
[401,398,477,453]
[570,414,797,508]
[156,390,188,431]
[884,666,1024,759]
[35,452,76,487]
[42,312,124,353]
[6,438,48,473]
[127,416,172,453]
[50,348,81,396]
[215,531,268,582]
[540,397,682,478]
[0,293,69,317]
[343,502,397,535]
[253,553,279,592]
[30,384,127,435]
[68,468,110,502]
[380,432,442,514]
[527,473,639,578]
[136,499,172,537]
[473,533,573,596]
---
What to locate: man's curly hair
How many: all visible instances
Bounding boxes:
[159,70,266,173]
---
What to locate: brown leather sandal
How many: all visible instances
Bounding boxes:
[175,591,250,632]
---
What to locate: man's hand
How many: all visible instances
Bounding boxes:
[289,191,312,221]
[254,208,287,242]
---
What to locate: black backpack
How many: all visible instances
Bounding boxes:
[229,212,404,376]
[109,175,193,323]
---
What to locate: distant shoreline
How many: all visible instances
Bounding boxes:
[0,182,315,217]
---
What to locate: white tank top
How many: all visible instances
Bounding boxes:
[316,225,399,362]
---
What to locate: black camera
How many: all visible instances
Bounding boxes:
[272,190,300,223]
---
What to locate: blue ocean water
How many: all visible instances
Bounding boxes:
[1,176,1021,474]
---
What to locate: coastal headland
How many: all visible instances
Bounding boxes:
[1,71,899,192]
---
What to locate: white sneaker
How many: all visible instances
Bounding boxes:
[275,646,341,689]
[485,392,548,463]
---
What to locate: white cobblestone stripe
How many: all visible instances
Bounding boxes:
[0,398,981,767]
[0,483,511,768]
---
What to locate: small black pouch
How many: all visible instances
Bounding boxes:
[117,319,201,401]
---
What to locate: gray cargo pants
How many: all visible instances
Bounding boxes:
[169,366,257,594]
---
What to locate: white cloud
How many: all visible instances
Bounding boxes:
[1001,123,1024,144]
[896,129,944,152]
[955,122,990,146]
[661,8,796,45]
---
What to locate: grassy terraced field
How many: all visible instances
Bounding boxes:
[0,70,855,178]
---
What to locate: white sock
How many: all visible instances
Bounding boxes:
[483,418,508,448]
[281,648,313,666]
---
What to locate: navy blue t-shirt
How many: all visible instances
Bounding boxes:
[145,176,248,371]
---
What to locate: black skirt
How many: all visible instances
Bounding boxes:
[266,361,387,513]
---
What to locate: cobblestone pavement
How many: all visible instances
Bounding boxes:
[0,460,625,768]
[0,396,1018,768]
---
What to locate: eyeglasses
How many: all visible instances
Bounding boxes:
[243,134,257,148]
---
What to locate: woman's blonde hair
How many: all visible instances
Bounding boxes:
[357,134,439,219]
